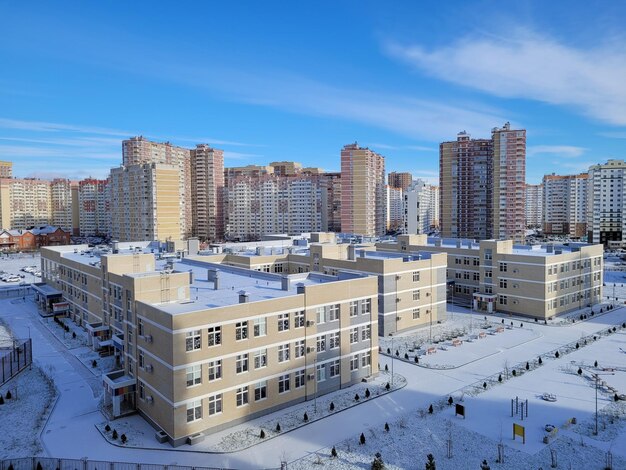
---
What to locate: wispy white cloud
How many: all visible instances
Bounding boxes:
[0,117,132,137]
[223,151,264,161]
[0,145,118,161]
[598,131,626,139]
[527,145,587,158]
[385,30,626,126]
[552,160,596,173]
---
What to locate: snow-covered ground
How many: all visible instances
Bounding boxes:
[0,252,41,286]
[0,319,57,460]
[0,293,625,469]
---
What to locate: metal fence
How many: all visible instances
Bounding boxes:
[0,286,33,299]
[0,458,235,470]
[0,338,32,386]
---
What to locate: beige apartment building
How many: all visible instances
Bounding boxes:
[78,178,110,237]
[377,234,603,320]
[122,137,192,238]
[340,143,386,237]
[543,173,587,238]
[0,160,12,178]
[109,163,182,242]
[388,171,412,191]
[191,145,224,242]
[40,239,379,446]
[525,183,543,228]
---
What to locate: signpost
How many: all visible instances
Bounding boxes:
[455,403,465,419]
[513,423,525,444]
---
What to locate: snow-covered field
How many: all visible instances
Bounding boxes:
[0,357,57,459]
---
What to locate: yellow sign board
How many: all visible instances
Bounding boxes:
[513,423,525,444]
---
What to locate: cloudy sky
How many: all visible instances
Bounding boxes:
[1,1,625,183]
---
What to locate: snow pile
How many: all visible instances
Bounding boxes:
[0,366,57,459]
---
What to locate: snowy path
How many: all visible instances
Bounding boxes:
[1,297,626,469]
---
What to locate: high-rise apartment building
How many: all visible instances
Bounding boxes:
[430,185,440,229]
[587,160,626,247]
[439,123,526,243]
[50,178,74,232]
[543,174,587,238]
[1,178,52,229]
[191,145,225,242]
[525,183,543,228]
[386,185,404,232]
[388,172,412,191]
[78,178,110,237]
[321,172,341,233]
[226,174,323,241]
[403,179,438,234]
[109,163,182,242]
[0,161,12,178]
[340,143,385,237]
[122,137,192,237]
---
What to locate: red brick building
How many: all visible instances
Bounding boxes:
[0,226,71,252]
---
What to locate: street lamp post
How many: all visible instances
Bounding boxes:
[388,333,394,385]
[592,371,615,435]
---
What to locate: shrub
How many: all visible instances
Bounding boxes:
[385,364,389,372]
[386,347,390,354]
[594,360,598,368]
[72,332,76,339]
[384,422,390,432]
[260,429,265,439]
[371,452,385,470]
[538,357,543,365]
[359,433,366,445]
[428,404,433,414]
[615,394,620,402]
[365,388,371,398]
[395,350,399,357]
[414,356,419,363]
[447,396,453,406]
[525,362,530,370]
[8,465,14,470]
[576,343,579,349]
[104,424,111,432]
[425,453,436,470]
[0,395,4,405]
[480,460,490,470]
[36,463,43,470]
[275,423,281,432]
[92,359,97,368]
[120,434,127,444]
[331,446,337,458]
[512,370,517,377]
[6,390,12,399]
[483,382,487,390]
[498,374,502,383]
[112,429,118,440]
[385,382,390,391]
[329,402,335,412]
[355,393,360,401]
[555,351,560,358]
[303,412,309,422]
[578,367,583,375]
[404,353,409,360]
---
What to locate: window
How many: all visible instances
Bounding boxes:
[138,350,144,369]
[361,351,371,368]
[138,380,145,400]
[236,386,249,407]
[350,301,358,317]
[278,374,290,393]
[294,310,305,328]
[328,304,340,321]
[316,307,326,324]
[413,271,420,282]
[316,335,326,352]
[316,363,326,382]
[235,322,248,341]
[412,308,420,319]
[329,332,340,349]
[138,319,144,336]
[362,298,372,314]
[208,394,222,416]
[277,313,290,332]
[473,272,480,281]
[278,344,290,362]
[294,369,305,388]
[498,295,508,305]
[413,290,420,301]
[499,279,507,289]
[236,353,249,374]
[186,400,202,422]
[254,349,267,369]
[186,364,202,387]
[254,381,267,401]
[186,330,201,352]
[329,360,340,378]
[361,325,371,341]
[499,263,507,272]
[349,327,359,344]
[208,360,222,381]
[294,339,305,358]
[350,355,359,371]
[253,318,266,337]
[207,326,221,346]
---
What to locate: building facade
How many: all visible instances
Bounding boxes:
[403,179,438,235]
[376,234,603,320]
[388,172,412,191]
[0,226,71,251]
[386,185,404,232]
[78,178,110,237]
[543,173,587,238]
[191,145,225,242]
[0,161,12,179]
[525,183,543,228]
[440,123,526,243]
[587,160,626,247]
[340,143,386,238]
[50,178,75,232]
[40,241,379,446]
[109,163,182,242]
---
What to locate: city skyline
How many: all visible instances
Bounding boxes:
[1,1,626,184]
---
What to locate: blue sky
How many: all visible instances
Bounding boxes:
[0,1,625,184]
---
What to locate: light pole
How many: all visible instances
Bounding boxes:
[592,371,615,435]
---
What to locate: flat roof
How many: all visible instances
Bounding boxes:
[154,258,357,315]
[355,249,436,261]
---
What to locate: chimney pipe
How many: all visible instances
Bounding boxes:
[281,276,290,291]
[238,290,249,303]
[348,244,356,261]
[296,283,306,294]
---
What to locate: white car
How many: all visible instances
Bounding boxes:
[5,276,21,282]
